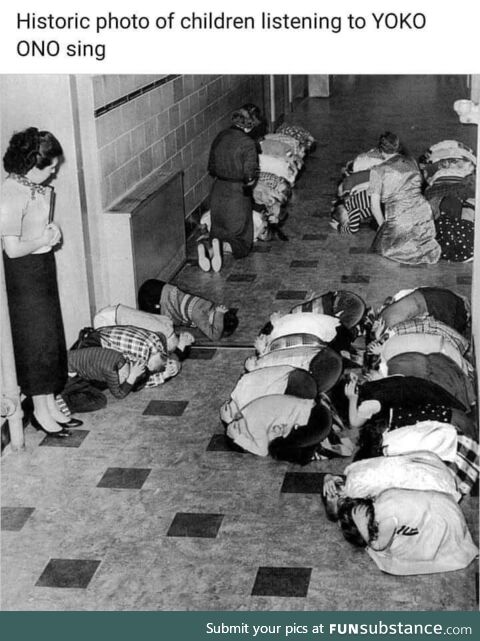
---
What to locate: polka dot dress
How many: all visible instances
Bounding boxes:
[435,216,474,262]
[392,404,451,429]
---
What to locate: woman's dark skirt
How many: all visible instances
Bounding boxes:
[210,180,253,258]
[3,250,67,396]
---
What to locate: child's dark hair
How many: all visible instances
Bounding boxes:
[137,279,165,314]
[338,497,378,547]
[3,127,63,175]
[268,437,316,465]
[378,131,401,155]
[222,309,239,337]
[353,418,386,461]
[269,403,329,465]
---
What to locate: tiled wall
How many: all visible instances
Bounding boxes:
[93,75,264,216]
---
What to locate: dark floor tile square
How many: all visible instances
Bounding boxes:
[457,276,472,285]
[167,512,224,538]
[206,433,247,452]
[35,558,101,589]
[142,400,189,416]
[251,567,312,597]
[1,507,35,531]
[276,290,307,300]
[252,245,272,253]
[226,273,256,283]
[348,247,367,254]
[302,234,327,241]
[97,467,151,489]
[341,275,370,284]
[207,433,231,451]
[290,260,319,268]
[188,348,217,360]
[39,429,89,448]
[280,472,324,494]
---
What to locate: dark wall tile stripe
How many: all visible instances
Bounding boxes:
[94,75,181,118]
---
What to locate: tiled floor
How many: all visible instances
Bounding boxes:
[1,75,478,611]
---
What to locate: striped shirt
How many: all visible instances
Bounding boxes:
[339,189,372,234]
[268,333,325,353]
[159,283,224,341]
[68,347,132,399]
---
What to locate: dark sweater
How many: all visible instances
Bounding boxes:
[67,347,133,399]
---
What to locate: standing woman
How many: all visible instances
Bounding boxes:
[202,108,259,271]
[1,127,70,436]
[369,132,441,265]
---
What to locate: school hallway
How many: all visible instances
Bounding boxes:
[1,75,478,611]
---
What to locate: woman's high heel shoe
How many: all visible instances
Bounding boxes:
[31,414,70,437]
[57,417,83,428]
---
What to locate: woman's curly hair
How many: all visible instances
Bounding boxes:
[353,417,386,462]
[378,131,401,155]
[3,127,63,175]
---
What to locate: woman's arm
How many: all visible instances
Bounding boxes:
[345,375,365,429]
[370,193,385,227]
[2,224,60,258]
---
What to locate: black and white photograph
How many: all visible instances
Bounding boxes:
[1,73,479,612]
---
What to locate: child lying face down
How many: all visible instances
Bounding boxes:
[337,488,477,576]
[375,287,470,337]
[77,324,183,387]
[224,394,333,464]
[67,347,148,399]
[255,310,358,358]
[93,302,195,355]
[138,279,238,341]
[322,451,461,522]
[220,365,318,424]
[290,290,366,332]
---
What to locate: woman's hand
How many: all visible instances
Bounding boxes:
[372,318,386,340]
[367,340,383,355]
[44,223,62,246]
[254,333,269,355]
[323,474,345,500]
[344,373,359,399]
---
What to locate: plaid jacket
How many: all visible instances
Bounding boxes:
[447,435,479,496]
[387,314,470,355]
[95,325,168,387]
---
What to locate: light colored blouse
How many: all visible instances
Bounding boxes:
[269,312,340,343]
[344,452,459,502]
[231,365,296,411]
[0,176,52,253]
[367,488,477,575]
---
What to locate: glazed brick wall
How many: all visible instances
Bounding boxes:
[93,75,264,216]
